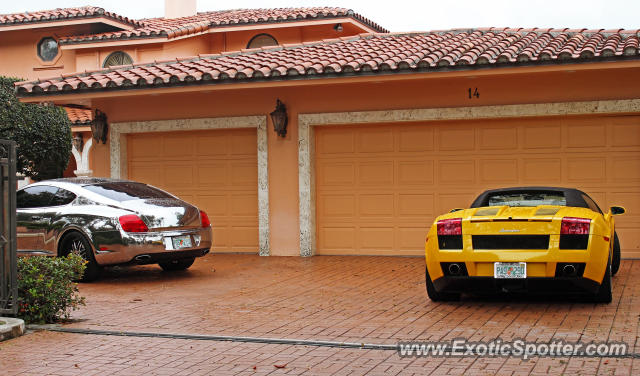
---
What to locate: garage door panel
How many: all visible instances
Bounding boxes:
[399,127,434,151]
[398,227,427,250]
[316,118,640,257]
[230,227,259,248]
[480,127,518,150]
[607,192,640,221]
[197,195,227,216]
[611,157,640,182]
[439,160,475,184]
[567,158,606,182]
[360,227,394,250]
[567,123,607,148]
[129,137,161,159]
[318,163,355,185]
[164,134,195,157]
[438,193,476,214]
[163,164,194,186]
[317,130,355,154]
[128,129,258,253]
[319,227,355,250]
[359,194,393,217]
[611,118,640,147]
[230,163,258,186]
[523,158,562,183]
[358,161,393,185]
[230,193,258,216]
[480,159,518,183]
[231,130,258,156]
[523,124,561,149]
[196,134,228,156]
[398,194,434,217]
[398,160,434,185]
[320,194,355,217]
[357,128,393,153]
[212,226,228,248]
[128,162,163,186]
[439,128,474,150]
[196,163,227,186]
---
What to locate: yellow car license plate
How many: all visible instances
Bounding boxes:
[172,235,192,249]
[494,262,526,279]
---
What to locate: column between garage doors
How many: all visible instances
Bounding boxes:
[298,99,640,257]
[109,116,270,256]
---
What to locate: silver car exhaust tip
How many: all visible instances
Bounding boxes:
[134,254,152,263]
[562,264,576,276]
[448,263,461,276]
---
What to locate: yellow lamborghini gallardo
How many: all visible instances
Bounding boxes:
[425,187,625,303]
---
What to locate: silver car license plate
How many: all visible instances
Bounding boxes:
[172,235,192,249]
[494,262,526,279]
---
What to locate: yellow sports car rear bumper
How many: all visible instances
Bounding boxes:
[425,233,611,293]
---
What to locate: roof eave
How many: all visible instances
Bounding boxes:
[0,16,137,32]
[58,15,385,48]
[17,58,640,103]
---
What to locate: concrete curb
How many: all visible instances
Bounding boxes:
[0,317,25,342]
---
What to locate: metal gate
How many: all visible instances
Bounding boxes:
[0,140,16,315]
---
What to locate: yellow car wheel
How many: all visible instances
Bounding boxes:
[611,232,621,276]
[593,261,612,304]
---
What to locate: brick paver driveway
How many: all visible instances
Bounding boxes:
[1,254,639,375]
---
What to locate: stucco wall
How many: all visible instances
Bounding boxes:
[80,64,640,256]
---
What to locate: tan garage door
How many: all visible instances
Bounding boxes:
[315,115,640,258]
[128,128,259,253]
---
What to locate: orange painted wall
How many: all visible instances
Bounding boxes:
[0,28,78,80]
[83,66,640,255]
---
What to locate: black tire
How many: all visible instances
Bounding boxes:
[159,257,195,271]
[593,260,612,304]
[60,232,102,282]
[425,266,460,302]
[611,232,621,276]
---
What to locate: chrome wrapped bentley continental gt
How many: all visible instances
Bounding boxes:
[17,178,212,281]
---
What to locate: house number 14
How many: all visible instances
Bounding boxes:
[468,88,480,99]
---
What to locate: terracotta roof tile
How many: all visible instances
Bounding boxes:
[64,107,92,125]
[58,7,387,44]
[16,28,640,96]
[0,6,142,28]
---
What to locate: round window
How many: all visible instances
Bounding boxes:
[246,34,278,49]
[37,37,59,61]
[103,51,134,68]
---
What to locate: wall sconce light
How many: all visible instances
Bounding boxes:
[333,23,343,32]
[270,99,288,138]
[91,109,108,144]
[72,133,84,152]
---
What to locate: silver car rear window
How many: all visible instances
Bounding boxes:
[487,192,566,207]
[84,182,174,202]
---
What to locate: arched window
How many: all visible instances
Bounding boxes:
[37,37,59,61]
[103,51,134,68]
[246,34,278,49]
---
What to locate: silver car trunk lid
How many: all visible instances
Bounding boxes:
[120,198,201,230]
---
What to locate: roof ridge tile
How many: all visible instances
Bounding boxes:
[15,28,640,96]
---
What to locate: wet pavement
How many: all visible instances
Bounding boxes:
[1,254,639,375]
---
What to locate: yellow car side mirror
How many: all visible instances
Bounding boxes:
[449,208,464,213]
[610,206,626,215]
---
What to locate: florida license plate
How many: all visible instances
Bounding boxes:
[172,235,192,249]
[494,262,526,279]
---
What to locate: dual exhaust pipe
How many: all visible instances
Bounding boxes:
[445,262,581,277]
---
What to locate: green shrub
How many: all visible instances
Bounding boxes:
[0,76,72,180]
[17,254,86,324]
